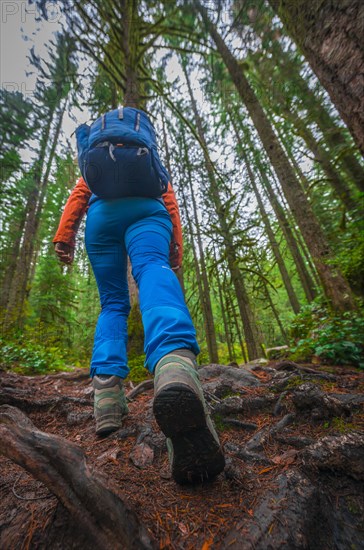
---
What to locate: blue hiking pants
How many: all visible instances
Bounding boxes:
[85,197,200,379]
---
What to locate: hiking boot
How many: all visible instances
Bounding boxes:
[153,350,225,484]
[92,375,128,436]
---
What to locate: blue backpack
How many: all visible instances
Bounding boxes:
[75,107,170,199]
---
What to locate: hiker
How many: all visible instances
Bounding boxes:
[53,107,224,484]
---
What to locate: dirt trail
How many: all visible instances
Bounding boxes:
[0,360,363,549]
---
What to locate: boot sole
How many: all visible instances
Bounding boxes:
[153,384,225,484]
[95,412,125,437]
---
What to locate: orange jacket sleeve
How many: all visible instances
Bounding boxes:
[162,182,183,270]
[53,177,92,247]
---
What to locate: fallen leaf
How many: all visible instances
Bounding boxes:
[258,466,276,474]
[97,446,121,461]
[272,449,298,465]
[178,522,188,536]
[129,442,154,468]
[159,534,171,549]
[201,539,214,550]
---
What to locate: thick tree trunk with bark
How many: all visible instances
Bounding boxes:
[274,45,364,192]
[269,0,364,155]
[195,1,356,312]
[120,0,143,109]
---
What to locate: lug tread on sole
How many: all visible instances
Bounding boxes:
[153,385,225,484]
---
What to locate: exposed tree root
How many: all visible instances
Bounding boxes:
[1,362,363,548]
[0,405,156,550]
[127,379,154,401]
[302,432,364,481]
[0,389,91,412]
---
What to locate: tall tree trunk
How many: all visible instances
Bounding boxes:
[195,0,356,312]
[231,119,301,313]
[273,44,364,191]
[238,12,364,191]
[241,123,318,303]
[251,250,289,345]
[5,101,58,328]
[286,107,361,215]
[268,0,364,155]
[213,251,234,362]
[225,282,248,364]
[160,109,185,292]
[118,5,144,341]
[31,102,69,280]
[120,0,142,108]
[182,184,219,364]
[183,61,263,359]
[0,208,27,317]
[182,196,206,340]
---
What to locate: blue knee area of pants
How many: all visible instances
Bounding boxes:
[85,197,200,378]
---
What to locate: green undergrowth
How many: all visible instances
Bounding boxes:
[212,413,233,432]
[126,355,151,384]
[288,304,364,368]
[323,417,359,434]
[0,336,73,375]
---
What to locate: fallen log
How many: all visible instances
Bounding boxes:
[0,405,156,550]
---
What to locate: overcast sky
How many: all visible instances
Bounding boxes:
[0,2,62,93]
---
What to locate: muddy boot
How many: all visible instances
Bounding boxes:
[153,350,225,484]
[92,375,128,436]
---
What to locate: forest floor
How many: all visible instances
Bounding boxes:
[0,359,363,549]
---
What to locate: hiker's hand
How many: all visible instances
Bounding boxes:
[169,241,182,271]
[54,242,74,265]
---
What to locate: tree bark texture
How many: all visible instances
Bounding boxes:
[274,44,364,192]
[195,1,356,312]
[269,0,364,155]
[119,0,143,108]
[0,405,155,550]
